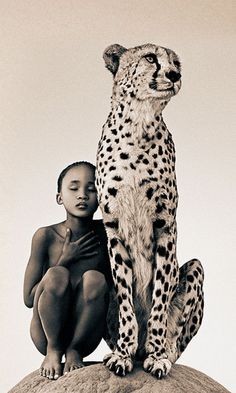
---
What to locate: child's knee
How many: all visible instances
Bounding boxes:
[82,270,108,303]
[42,266,70,296]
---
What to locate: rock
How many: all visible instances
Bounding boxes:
[8,362,229,393]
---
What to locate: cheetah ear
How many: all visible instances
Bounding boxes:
[103,44,127,76]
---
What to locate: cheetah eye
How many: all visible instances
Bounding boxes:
[144,54,156,64]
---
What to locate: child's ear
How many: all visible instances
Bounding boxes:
[56,193,63,205]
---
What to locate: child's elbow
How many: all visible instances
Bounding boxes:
[24,300,33,308]
[24,294,33,308]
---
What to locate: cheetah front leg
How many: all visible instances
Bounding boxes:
[144,226,178,378]
[103,223,138,376]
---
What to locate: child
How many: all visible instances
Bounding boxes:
[23,161,112,380]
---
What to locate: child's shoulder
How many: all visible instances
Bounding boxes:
[32,222,65,244]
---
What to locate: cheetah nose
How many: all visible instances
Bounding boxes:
[165,71,181,83]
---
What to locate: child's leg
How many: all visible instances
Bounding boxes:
[64,270,108,374]
[166,259,204,363]
[30,266,72,379]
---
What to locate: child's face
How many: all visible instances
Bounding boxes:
[57,165,98,218]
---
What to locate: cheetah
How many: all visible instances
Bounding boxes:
[96,43,204,378]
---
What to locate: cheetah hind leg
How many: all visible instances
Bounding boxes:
[166,259,204,364]
[143,260,204,378]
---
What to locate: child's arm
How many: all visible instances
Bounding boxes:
[23,228,48,308]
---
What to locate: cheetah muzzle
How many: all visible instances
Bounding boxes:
[96,43,204,378]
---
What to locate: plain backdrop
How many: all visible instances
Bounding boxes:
[0,1,235,392]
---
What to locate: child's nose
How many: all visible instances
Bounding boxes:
[76,189,88,200]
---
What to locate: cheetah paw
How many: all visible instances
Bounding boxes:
[143,356,172,379]
[103,352,133,376]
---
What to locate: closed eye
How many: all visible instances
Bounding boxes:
[88,187,96,192]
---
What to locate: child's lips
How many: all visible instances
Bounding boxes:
[76,202,88,209]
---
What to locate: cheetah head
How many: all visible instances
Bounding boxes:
[103,43,181,102]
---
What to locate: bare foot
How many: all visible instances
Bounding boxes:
[39,349,63,380]
[64,349,84,374]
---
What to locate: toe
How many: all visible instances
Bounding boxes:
[156,369,163,379]
[115,365,125,376]
[48,369,54,379]
[55,365,62,379]
[70,365,78,371]
[63,364,69,375]
[108,362,117,372]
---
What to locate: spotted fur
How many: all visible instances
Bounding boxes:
[96,43,204,378]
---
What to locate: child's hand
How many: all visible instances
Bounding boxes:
[57,228,100,267]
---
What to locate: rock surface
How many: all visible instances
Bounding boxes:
[8,363,230,393]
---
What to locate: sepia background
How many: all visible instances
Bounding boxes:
[0,1,235,392]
